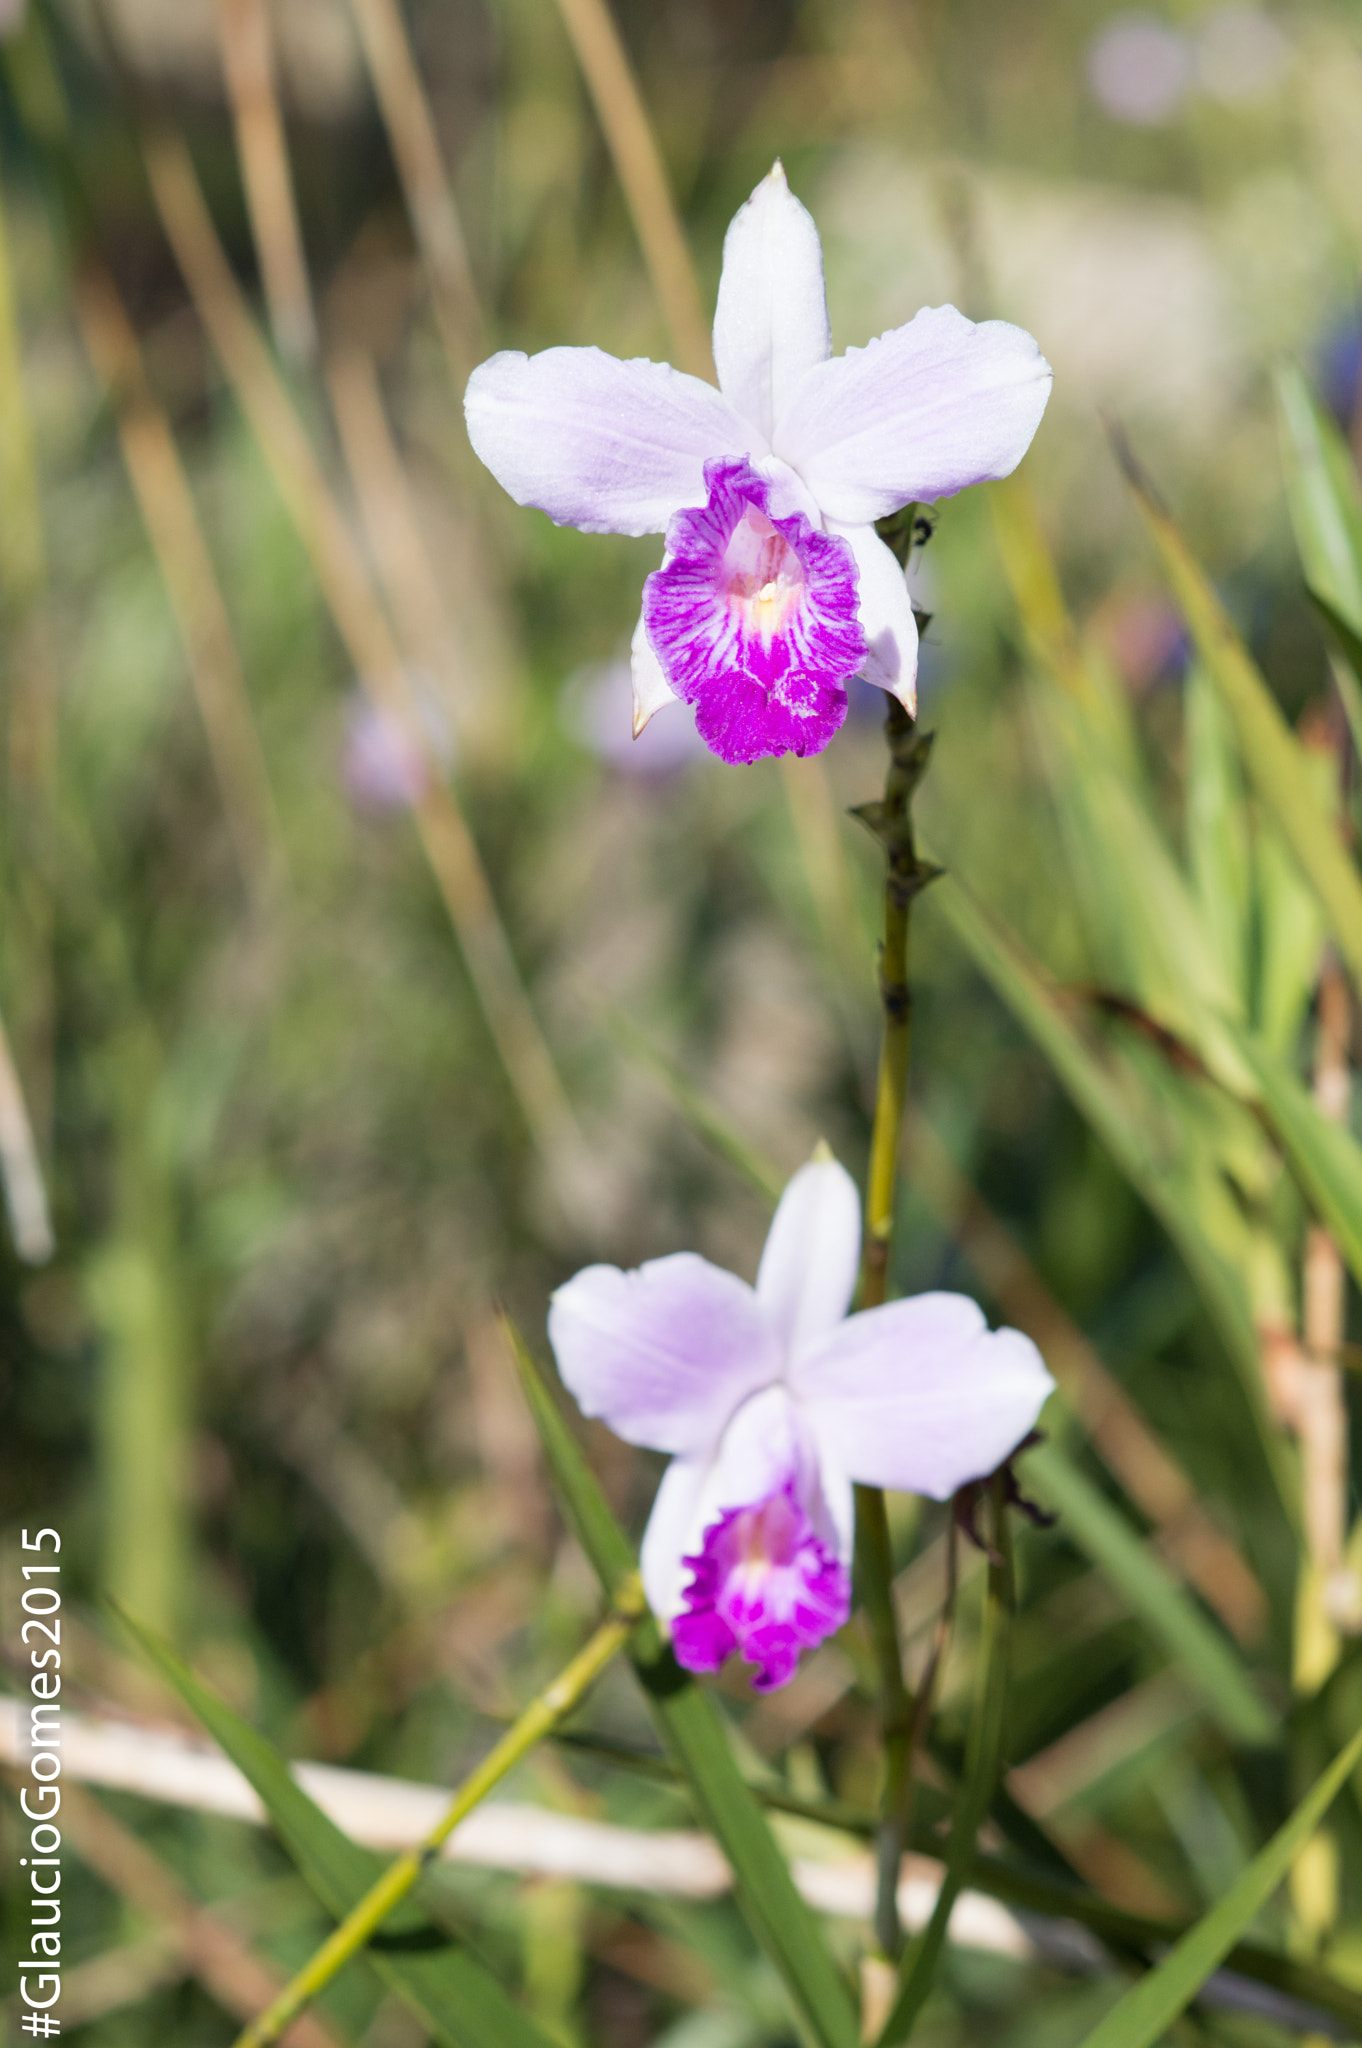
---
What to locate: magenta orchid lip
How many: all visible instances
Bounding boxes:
[464,161,1052,765]
[547,1156,1054,1691]
[642,457,865,764]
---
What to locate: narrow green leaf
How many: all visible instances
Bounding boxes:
[117,1608,555,2048]
[1276,363,1362,635]
[878,1484,1013,2044]
[1231,1024,1362,1292]
[559,1730,1362,2038]
[1121,453,1362,997]
[928,876,1282,1466]
[1254,812,1328,1061]
[504,1320,860,2048]
[1024,1441,1276,1746]
[1185,663,1253,1013]
[597,1006,784,1203]
[1075,1721,1362,2048]
[1027,676,1252,1095]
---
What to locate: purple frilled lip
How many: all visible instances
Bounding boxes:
[547,1157,1055,1692]
[463,162,1053,766]
[643,458,864,765]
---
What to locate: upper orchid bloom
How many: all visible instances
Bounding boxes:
[465,164,1052,767]
[548,1157,1054,1692]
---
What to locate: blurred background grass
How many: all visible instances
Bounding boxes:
[3,0,1362,2040]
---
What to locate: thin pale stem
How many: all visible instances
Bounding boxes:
[550,0,713,380]
[215,0,316,362]
[346,0,484,370]
[74,262,285,905]
[1290,948,1352,1955]
[141,127,595,1202]
[230,1582,644,2048]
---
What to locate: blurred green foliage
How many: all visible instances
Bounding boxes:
[5,0,1362,2042]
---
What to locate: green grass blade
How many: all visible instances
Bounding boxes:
[1024,1441,1276,1746]
[504,1319,860,2048]
[928,877,1278,1454]
[1276,362,1362,634]
[1307,584,1362,707]
[597,1005,784,1203]
[1231,1024,1362,1290]
[1074,1721,1362,2048]
[559,1731,1362,2036]
[878,1483,1014,2044]
[1185,663,1253,1013]
[116,1608,556,2048]
[1120,450,1362,997]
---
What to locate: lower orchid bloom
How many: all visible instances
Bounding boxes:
[548,1157,1054,1692]
[465,162,1051,767]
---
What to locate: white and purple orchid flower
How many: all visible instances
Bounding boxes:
[548,1157,1054,1692]
[465,163,1052,767]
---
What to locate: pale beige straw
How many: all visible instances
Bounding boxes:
[141,128,592,1201]
[550,0,712,378]
[75,263,284,904]
[215,0,317,362]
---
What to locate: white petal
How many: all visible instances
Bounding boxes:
[710,1384,849,1559]
[631,607,677,736]
[774,306,1053,525]
[756,1157,862,1361]
[547,1253,779,1455]
[789,1296,1055,1498]
[713,162,831,446]
[640,1454,713,1617]
[834,522,919,714]
[464,346,761,538]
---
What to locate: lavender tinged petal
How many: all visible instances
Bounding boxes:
[548,1253,780,1455]
[775,305,1052,525]
[713,162,832,446]
[464,347,762,538]
[755,1156,862,1359]
[789,1297,1055,1497]
[833,521,920,714]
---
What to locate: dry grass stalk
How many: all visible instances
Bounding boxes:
[74,262,284,905]
[141,126,592,1201]
[1301,953,1350,1622]
[215,0,317,362]
[0,168,59,1164]
[0,1698,1028,1956]
[344,0,483,369]
[325,341,470,714]
[550,0,713,379]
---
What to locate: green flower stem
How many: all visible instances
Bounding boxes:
[231,1580,646,2048]
[877,1478,1015,2046]
[853,670,940,1959]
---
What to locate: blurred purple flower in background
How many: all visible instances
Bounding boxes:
[1087,14,1191,125]
[342,675,453,814]
[1086,5,1289,125]
[548,1157,1053,1691]
[465,164,1051,766]
[563,655,709,775]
